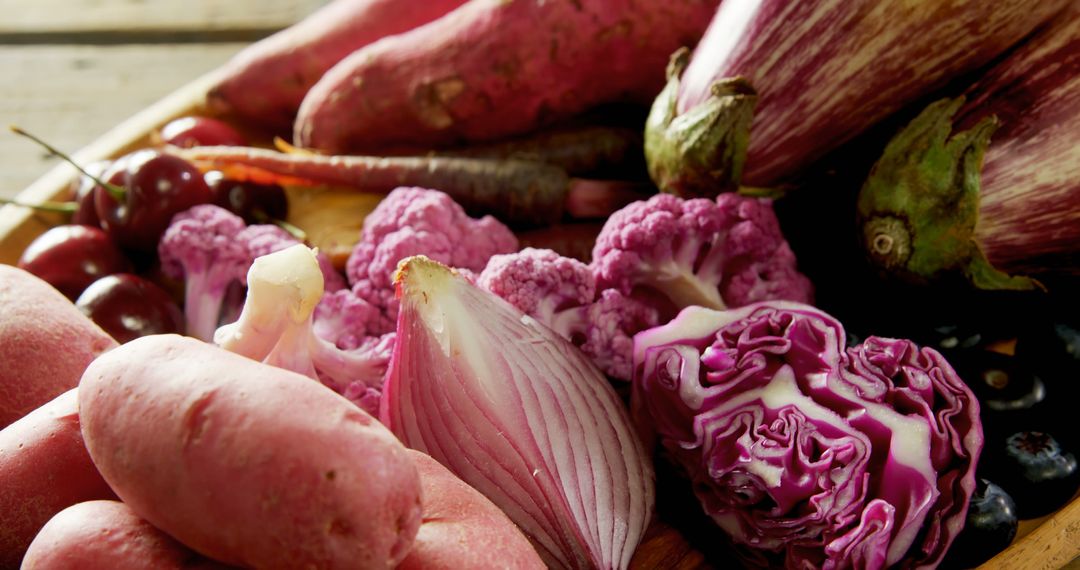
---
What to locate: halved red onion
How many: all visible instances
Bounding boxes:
[381,256,654,569]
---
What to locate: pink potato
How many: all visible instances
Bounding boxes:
[78,334,423,570]
[294,0,720,154]
[207,0,467,130]
[0,265,117,429]
[0,389,117,570]
[21,500,233,570]
[398,450,545,570]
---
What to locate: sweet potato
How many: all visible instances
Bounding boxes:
[398,450,545,570]
[293,0,720,154]
[21,500,232,570]
[78,334,423,570]
[207,0,467,130]
[0,389,116,570]
[0,265,116,429]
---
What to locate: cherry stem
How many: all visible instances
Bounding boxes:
[0,196,78,214]
[9,125,126,202]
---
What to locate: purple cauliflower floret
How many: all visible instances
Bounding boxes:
[347,187,518,334]
[631,301,982,569]
[216,245,393,417]
[159,204,250,341]
[160,204,348,342]
[313,289,385,350]
[577,289,659,381]
[591,193,813,320]
[479,247,596,330]
[478,248,659,381]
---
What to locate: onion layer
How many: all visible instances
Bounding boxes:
[381,256,654,569]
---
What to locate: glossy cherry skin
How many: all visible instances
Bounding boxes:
[159,116,247,148]
[69,159,114,228]
[205,171,288,224]
[75,273,184,344]
[17,224,132,300]
[93,150,214,252]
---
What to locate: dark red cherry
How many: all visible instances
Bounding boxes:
[17,225,132,300]
[205,170,288,224]
[93,150,214,251]
[159,116,247,148]
[75,273,184,344]
[68,159,113,228]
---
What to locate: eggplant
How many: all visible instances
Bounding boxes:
[857,7,1080,291]
[644,0,1070,197]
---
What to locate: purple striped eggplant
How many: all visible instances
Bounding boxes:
[858,6,1080,291]
[645,0,1070,197]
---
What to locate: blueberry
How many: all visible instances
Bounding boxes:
[992,431,1079,519]
[941,479,1018,569]
[950,351,1045,413]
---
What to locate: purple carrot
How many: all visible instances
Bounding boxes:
[170,146,652,227]
[436,125,645,176]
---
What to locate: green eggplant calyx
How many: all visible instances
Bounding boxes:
[856,97,1039,291]
[644,49,757,199]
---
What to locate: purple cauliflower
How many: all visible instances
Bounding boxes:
[347,187,519,334]
[158,204,251,341]
[631,301,982,569]
[478,248,659,380]
[216,245,393,417]
[591,193,813,320]
[159,204,348,341]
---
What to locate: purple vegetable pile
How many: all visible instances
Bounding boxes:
[5,0,1080,567]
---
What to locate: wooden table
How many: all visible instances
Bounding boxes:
[0,0,327,202]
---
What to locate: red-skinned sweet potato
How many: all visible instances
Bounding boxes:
[21,500,233,570]
[0,389,116,570]
[398,450,545,570]
[294,0,720,154]
[78,334,422,570]
[207,0,468,130]
[0,265,116,429]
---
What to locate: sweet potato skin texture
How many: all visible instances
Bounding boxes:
[21,500,233,570]
[294,0,720,153]
[78,334,423,570]
[0,265,116,429]
[397,450,545,570]
[208,0,467,130]
[0,389,117,570]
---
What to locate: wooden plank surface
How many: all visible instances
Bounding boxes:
[0,44,247,201]
[0,0,327,36]
[0,0,331,201]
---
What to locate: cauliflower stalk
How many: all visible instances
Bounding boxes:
[158,204,344,341]
[215,244,390,415]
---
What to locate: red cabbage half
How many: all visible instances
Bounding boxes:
[631,301,982,569]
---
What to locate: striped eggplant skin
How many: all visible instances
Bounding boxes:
[657,0,1070,191]
[960,7,1080,278]
[858,6,1080,291]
